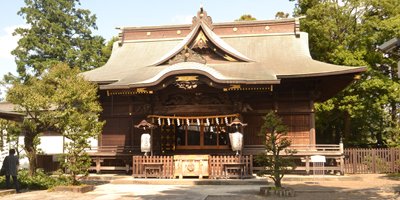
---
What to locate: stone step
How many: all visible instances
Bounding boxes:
[111,178,269,185]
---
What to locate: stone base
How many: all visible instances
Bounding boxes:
[260,186,295,197]
[53,185,94,193]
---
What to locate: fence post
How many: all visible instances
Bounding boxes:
[352,149,357,174]
[390,148,395,173]
[339,141,344,175]
[372,148,376,173]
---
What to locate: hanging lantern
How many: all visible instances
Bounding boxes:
[134,119,156,156]
[229,131,243,155]
[158,118,161,126]
[197,118,200,126]
[227,118,247,155]
[177,118,181,126]
[141,133,151,156]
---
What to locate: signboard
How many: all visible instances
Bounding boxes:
[310,155,326,163]
[174,155,209,179]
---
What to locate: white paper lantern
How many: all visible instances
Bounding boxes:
[141,133,151,155]
[229,131,243,155]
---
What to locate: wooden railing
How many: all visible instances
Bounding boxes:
[86,146,137,155]
[288,144,343,155]
[132,156,174,178]
[208,155,253,179]
[344,148,400,174]
[87,146,136,173]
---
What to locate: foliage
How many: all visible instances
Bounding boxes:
[6,64,104,178]
[363,155,390,173]
[0,169,70,190]
[255,111,296,188]
[98,36,119,67]
[10,0,107,81]
[0,119,22,152]
[275,11,289,19]
[294,0,400,147]
[235,14,256,21]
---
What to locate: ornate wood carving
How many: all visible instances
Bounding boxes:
[168,47,206,65]
[174,76,199,90]
[191,7,213,30]
[162,92,230,106]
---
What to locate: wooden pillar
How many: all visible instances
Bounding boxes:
[339,141,344,175]
[95,157,103,173]
[309,99,316,145]
[151,118,154,156]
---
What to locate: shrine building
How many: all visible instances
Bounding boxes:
[82,8,365,177]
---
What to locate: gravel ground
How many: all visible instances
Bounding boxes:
[2,174,399,200]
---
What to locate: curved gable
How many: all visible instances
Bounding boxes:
[151,9,253,66]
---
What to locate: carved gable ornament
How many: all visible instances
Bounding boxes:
[191,7,213,30]
[168,46,206,65]
[152,7,253,66]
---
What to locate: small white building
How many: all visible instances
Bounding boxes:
[0,102,98,170]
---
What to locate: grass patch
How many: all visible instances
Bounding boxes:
[385,173,400,180]
[0,169,71,190]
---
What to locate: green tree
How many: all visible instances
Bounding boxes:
[0,119,22,152]
[6,64,104,176]
[255,111,296,188]
[294,0,400,147]
[235,14,256,21]
[275,11,289,19]
[98,36,119,67]
[11,0,106,81]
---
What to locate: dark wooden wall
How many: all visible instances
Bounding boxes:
[98,78,317,154]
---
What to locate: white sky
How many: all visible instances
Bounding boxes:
[0,0,296,90]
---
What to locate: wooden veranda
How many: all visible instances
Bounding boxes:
[86,143,345,177]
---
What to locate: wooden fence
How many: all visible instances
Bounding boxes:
[344,148,400,174]
[132,155,253,179]
[132,156,174,178]
[208,155,253,179]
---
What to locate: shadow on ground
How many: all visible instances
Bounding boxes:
[123,182,399,200]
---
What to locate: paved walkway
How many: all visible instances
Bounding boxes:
[1,174,399,200]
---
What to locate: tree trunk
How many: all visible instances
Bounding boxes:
[274,176,282,188]
[343,112,351,141]
[24,132,37,176]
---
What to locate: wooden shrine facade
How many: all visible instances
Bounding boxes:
[98,77,327,155]
[83,8,365,175]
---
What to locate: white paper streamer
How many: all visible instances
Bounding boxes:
[167,118,171,126]
[177,118,180,126]
[206,118,210,126]
[158,118,161,125]
[216,117,219,125]
[197,118,200,126]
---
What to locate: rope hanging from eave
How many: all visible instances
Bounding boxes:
[147,113,240,126]
[147,113,239,120]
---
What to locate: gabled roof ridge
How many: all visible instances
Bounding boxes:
[151,22,253,66]
[119,18,296,31]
